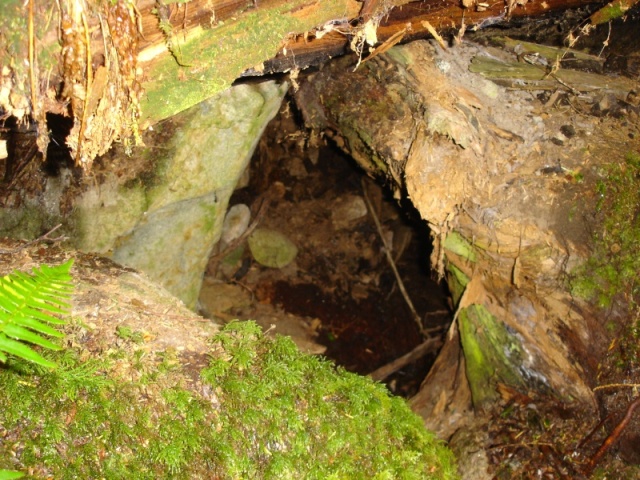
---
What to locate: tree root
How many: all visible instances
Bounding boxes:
[583,395,640,476]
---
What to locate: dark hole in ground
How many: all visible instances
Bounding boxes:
[201,97,452,397]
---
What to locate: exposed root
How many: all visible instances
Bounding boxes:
[583,396,640,476]
[361,177,423,335]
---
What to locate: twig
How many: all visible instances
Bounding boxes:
[584,396,640,476]
[361,178,423,335]
[28,0,37,119]
[358,25,409,67]
[369,336,442,381]
[421,21,447,50]
[0,224,65,254]
[576,411,615,451]
[593,383,640,391]
[422,323,449,335]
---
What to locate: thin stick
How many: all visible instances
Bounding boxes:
[593,383,640,391]
[369,336,442,381]
[421,20,447,50]
[361,178,423,335]
[0,224,65,255]
[28,0,37,120]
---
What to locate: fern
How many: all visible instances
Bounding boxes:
[0,469,24,479]
[0,259,73,368]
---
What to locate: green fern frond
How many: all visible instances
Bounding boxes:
[0,469,25,479]
[0,259,74,368]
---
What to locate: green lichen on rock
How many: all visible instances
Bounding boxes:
[0,206,49,241]
[0,80,287,308]
[73,179,149,253]
[111,81,287,307]
[248,228,298,268]
[0,320,458,479]
[458,304,525,407]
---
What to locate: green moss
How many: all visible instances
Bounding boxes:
[446,263,469,306]
[571,152,640,308]
[590,0,631,25]
[458,305,526,408]
[201,321,458,478]
[140,1,350,125]
[115,325,145,344]
[0,321,458,479]
[444,232,477,263]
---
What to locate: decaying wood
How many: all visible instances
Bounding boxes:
[468,54,637,95]
[293,34,638,433]
[1,0,612,169]
[251,0,605,74]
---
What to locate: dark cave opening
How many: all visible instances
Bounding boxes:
[200,95,452,397]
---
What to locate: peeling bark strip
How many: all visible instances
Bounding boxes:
[293,38,636,433]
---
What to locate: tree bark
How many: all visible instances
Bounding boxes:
[1,0,606,168]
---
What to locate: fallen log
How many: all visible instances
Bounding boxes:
[1,0,610,168]
[293,35,638,436]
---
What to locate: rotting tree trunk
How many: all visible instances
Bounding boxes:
[0,0,610,169]
[0,0,363,168]
[294,38,638,436]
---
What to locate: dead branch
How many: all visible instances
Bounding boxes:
[368,336,443,381]
[0,224,65,255]
[583,396,640,476]
[361,177,423,334]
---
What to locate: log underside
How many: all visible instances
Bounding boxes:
[0,0,610,168]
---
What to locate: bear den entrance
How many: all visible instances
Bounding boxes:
[198,96,452,398]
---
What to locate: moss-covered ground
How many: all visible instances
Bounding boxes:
[0,321,458,479]
[568,150,640,478]
[571,151,640,310]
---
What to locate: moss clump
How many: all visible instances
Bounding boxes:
[571,152,640,308]
[202,321,457,478]
[0,321,457,479]
[444,232,477,263]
